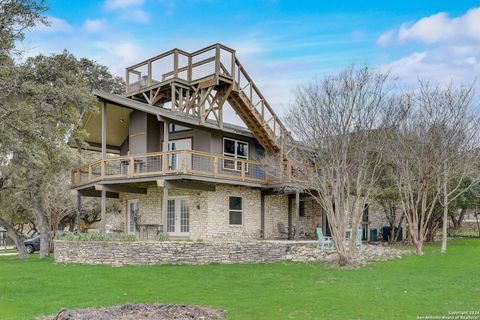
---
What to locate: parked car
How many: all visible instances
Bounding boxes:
[24,235,40,254]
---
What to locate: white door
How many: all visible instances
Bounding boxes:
[127,199,139,235]
[167,138,192,170]
[166,197,190,236]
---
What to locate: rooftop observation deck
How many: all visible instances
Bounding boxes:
[124,43,294,156]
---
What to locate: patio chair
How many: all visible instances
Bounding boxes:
[356,228,364,251]
[316,228,334,251]
[277,222,289,238]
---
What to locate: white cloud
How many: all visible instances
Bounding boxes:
[376,29,395,46]
[104,0,143,10]
[127,9,150,23]
[31,16,73,33]
[380,46,480,86]
[378,8,480,45]
[83,19,106,33]
[94,40,142,75]
[376,7,480,91]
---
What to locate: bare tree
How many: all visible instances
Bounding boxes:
[389,82,480,255]
[283,66,394,265]
[44,173,76,250]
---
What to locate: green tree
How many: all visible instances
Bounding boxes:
[0,0,47,259]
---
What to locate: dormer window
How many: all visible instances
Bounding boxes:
[223,137,249,171]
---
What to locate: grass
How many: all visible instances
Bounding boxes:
[0,239,479,320]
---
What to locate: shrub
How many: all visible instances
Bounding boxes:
[55,233,137,242]
[156,233,169,242]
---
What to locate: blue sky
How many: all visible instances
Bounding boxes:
[21,0,480,113]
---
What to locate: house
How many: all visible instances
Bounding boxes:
[72,44,389,241]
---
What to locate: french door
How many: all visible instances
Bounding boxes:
[166,197,190,236]
[167,138,192,170]
[127,199,139,235]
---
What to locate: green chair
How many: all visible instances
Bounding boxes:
[356,228,364,251]
[316,228,334,251]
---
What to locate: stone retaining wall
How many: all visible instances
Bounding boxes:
[54,240,317,265]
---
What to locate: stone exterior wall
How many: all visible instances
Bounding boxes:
[115,185,266,241]
[295,197,323,238]
[366,201,406,241]
[54,240,316,265]
[107,184,403,242]
[264,194,289,239]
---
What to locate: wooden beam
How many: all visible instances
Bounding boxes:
[164,180,216,192]
[260,192,265,239]
[163,119,169,152]
[162,184,169,231]
[77,189,119,199]
[287,194,293,240]
[295,191,300,220]
[76,140,82,232]
[95,184,147,194]
[101,101,107,159]
[100,190,106,233]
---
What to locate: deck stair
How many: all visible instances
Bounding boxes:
[124,43,295,160]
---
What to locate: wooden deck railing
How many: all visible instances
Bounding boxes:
[125,43,236,94]
[71,150,302,187]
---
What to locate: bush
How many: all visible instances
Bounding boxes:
[55,233,137,242]
[156,233,169,242]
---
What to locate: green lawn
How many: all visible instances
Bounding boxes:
[1,239,479,320]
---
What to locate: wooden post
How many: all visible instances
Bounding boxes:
[188,55,192,82]
[231,51,236,81]
[100,189,106,233]
[237,65,241,89]
[101,101,107,233]
[295,191,300,220]
[75,140,82,233]
[162,182,169,233]
[163,120,169,171]
[147,62,152,86]
[101,101,107,160]
[287,194,293,240]
[173,50,179,78]
[260,191,265,239]
[213,156,218,176]
[241,161,245,180]
[183,150,188,173]
[261,100,265,120]
[171,83,176,111]
[125,69,130,93]
[215,45,220,81]
[129,157,135,176]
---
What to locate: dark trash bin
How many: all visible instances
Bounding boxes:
[382,226,403,242]
[369,228,378,242]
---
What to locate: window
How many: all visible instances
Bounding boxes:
[362,204,369,222]
[299,200,305,217]
[223,138,249,171]
[168,123,191,133]
[229,196,243,225]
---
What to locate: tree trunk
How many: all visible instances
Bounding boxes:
[454,208,466,230]
[0,217,28,259]
[415,241,424,255]
[33,193,50,259]
[441,179,448,253]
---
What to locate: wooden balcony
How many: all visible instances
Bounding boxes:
[71,150,295,188]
